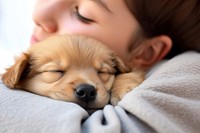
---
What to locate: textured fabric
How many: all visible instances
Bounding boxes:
[0,84,88,133]
[119,51,200,133]
[0,51,200,133]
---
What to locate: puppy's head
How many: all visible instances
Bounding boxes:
[2,35,130,109]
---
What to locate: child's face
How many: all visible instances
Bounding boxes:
[31,0,141,65]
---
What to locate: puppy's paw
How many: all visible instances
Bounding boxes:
[110,71,144,105]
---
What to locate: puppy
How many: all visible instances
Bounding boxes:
[2,35,144,109]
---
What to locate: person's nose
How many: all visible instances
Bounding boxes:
[32,3,58,33]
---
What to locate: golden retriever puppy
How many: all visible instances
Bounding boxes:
[2,35,144,109]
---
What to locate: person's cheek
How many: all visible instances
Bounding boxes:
[59,20,97,37]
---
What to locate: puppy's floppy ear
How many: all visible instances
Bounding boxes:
[115,57,131,73]
[2,53,30,88]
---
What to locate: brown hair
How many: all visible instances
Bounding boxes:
[125,0,200,58]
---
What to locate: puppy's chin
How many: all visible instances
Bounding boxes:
[77,100,109,114]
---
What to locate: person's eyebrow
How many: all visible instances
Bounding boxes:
[90,0,112,14]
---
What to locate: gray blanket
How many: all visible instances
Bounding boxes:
[1,51,200,133]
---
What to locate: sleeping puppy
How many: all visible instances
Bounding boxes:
[2,35,144,109]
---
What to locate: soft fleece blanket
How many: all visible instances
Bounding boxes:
[1,51,200,133]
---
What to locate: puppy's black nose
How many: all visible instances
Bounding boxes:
[75,84,97,101]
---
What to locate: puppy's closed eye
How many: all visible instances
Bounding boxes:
[98,71,111,83]
[41,70,64,83]
[97,63,116,83]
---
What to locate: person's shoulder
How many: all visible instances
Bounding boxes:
[147,51,200,78]
[175,51,200,58]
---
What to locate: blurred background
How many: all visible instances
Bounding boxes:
[0,0,36,73]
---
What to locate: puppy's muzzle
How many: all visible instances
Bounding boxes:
[75,84,97,102]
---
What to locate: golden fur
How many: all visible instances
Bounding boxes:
[2,35,144,109]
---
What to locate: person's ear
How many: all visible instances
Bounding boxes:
[129,35,172,69]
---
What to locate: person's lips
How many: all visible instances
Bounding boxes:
[30,35,39,45]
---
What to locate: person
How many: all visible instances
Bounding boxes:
[31,0,200,70]
[0,0,200,133]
